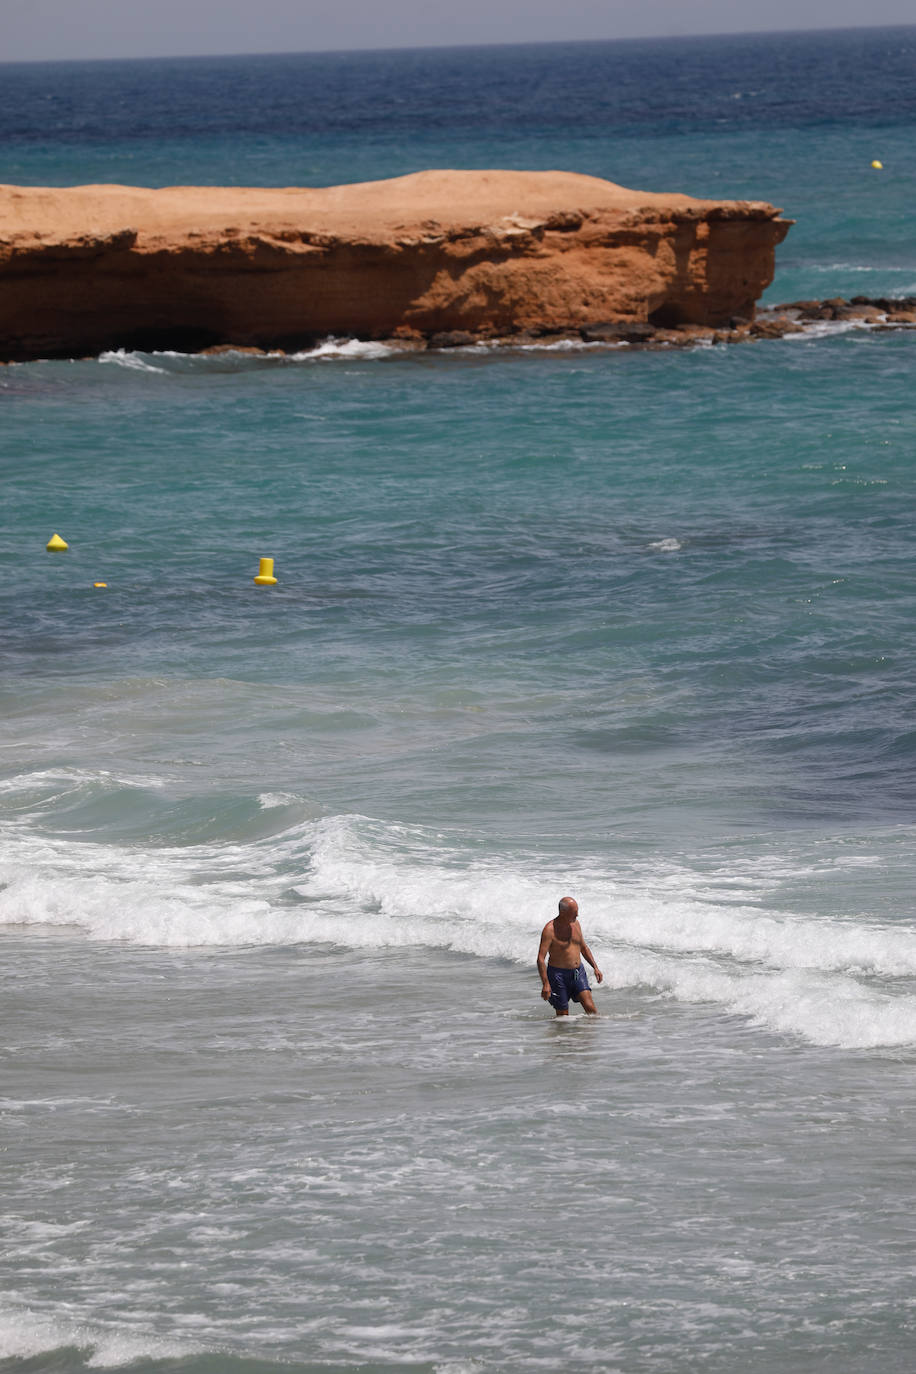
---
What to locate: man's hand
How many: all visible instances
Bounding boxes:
[541,984,552,1001]
[594,968,604,984]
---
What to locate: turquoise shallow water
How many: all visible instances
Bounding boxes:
[5,334,916,843]
[2,28,916,1374]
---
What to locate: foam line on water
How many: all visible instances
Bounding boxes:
[605,948,916,1050]
[785,319,881,341]
[98,348,167,373]
[799,263,916,274]
[0,767,166,800]
[94,340,397,373]
[2,802,916,1047]
[302,817,916,979]
[289,337,396,361]
[0,1304,192,1365]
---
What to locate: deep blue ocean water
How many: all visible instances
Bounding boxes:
[2,27,916,1374]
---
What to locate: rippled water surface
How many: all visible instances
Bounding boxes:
[2,27,916,1374]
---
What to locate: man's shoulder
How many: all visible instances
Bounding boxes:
[541,918,555,935]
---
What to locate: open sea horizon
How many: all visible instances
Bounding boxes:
[2,25,916,1373]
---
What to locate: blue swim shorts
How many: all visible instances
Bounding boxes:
[547,963,591,1010]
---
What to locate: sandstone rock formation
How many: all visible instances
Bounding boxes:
[0,170,792,361]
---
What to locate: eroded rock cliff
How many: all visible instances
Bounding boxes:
[0,170,791,361]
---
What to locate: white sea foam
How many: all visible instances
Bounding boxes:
[786,318,884,341]
[0,767,165,797]
[151,347,285,360]
[648,537,682,552]
[289,337,396,361]
[97,340,395,370]
[799,262,916,274]
[258,791,305,809]
[512,338,611,352]
[2,802,916,1047]
[0,1305,191,1364]
[98,349,167,373]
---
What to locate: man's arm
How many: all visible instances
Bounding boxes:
[578,926,603,983]
[537,924,553,1000]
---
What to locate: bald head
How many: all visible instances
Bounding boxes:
[558,896,578,918]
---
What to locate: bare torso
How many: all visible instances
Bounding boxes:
[544,917,583,969]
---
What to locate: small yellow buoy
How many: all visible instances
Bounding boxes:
[253,556,278,586]
[871,160,883,169]
[46,533,68,552]
[93,582,108,588]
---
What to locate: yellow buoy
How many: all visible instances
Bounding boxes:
[871,160,883,169]
[46,533,68,552]
[93,582,108,588]
[253,556,278,586]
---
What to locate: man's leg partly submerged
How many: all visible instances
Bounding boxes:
[572,965,599,1016]
[547,965,570,1017]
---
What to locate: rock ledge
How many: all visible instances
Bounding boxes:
[0,170,791,362]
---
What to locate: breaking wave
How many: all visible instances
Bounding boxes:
[2,770,916,1050]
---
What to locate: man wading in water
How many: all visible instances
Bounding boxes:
[537,896,603,1016]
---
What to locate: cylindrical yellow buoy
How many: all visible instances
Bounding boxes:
[93,582,108,588]
[253,557,278,586]
[871,159,883,169]
[46,533,69,552]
